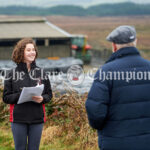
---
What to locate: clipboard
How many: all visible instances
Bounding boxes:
[17,84,44,104]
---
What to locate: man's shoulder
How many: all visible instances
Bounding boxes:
[100,61,116,71]
[141,57,150,64]
[101,56,150,73]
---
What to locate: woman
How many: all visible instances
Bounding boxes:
[3,38,52,150]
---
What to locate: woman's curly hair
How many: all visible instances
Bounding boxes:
[12,38,38,64]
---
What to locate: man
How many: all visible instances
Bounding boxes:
[85,25,150,150]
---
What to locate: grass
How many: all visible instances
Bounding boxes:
[0,124,94,150]
[0,89,99,150]
[0,125,14,150]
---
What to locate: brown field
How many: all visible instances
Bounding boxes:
[47,15,150,59]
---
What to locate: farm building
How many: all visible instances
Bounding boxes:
[0,16,72,59]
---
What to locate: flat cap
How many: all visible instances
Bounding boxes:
[106,25,136,44]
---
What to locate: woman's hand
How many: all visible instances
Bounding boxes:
[32,96,43,103]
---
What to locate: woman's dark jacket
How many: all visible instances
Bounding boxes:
[86,47,150,150]
[3,61,52,124]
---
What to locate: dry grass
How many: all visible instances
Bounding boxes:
[0,88,98,150]
[41,90,98,149]
[0,87,9,122]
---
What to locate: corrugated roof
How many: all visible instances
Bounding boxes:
[0,17,71,39]
[0,16,45,23]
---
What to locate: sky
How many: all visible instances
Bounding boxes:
[0,0,150,7]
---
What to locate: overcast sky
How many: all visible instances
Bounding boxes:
[0,0,150,7]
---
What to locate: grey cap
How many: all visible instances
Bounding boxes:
[106,25,136,44]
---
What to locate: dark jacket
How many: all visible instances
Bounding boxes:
[86,47,150,150]
[3,61,52,124]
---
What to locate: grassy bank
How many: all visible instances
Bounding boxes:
[0,87,98,150]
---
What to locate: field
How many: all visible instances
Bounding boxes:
[1,15,150,149]
[47,15,150,59]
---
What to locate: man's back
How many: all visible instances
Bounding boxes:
[86,46,150,150]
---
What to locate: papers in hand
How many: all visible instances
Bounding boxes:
[17,84,44,104]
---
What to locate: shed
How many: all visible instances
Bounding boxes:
[0,16,72,59]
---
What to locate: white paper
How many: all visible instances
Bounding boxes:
[17,84,44,104]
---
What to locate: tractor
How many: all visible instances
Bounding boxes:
[71,35,92,64]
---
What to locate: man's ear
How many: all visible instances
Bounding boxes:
[134,39,137,47]
[112,43,117,52]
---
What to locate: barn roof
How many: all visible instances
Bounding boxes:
[0,16,71,40]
